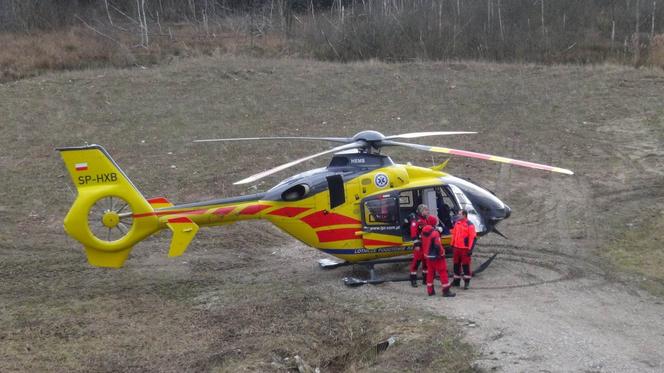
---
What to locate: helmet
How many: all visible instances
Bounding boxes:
[416,204,429,216]
[426,215,438,226]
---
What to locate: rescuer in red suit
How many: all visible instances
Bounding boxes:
[408,204,429,287]
[421,215,455,297]
[451,209,477,289]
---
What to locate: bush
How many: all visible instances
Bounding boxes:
[648,34,664,68]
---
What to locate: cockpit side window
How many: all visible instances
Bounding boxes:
[363,197,398,225]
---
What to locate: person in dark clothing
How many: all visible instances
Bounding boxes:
[435,190,453,235]
[422,215,456,297]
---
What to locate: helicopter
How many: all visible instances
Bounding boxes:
[57,130,573,285]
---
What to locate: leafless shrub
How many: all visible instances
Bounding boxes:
[1,0,663,78]
[647,33,664,67]
[299,0,664,65]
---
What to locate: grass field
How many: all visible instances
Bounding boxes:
[1,55,662,371]
[0,56,485,371]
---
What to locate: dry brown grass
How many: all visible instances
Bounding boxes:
[0,233,476,372]
[1,55,662,371]
[0,25,288,82]
[3,17,663,85]
[0,28,116,81]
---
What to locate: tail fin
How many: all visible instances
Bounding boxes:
[58,145,159,268]
[430,158,450,171]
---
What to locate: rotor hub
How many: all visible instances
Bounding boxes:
[351,130,386,143]
[88,196,134,242]
[102,211,120,228]
[351,131,386,154]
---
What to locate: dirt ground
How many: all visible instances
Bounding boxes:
[1,56,663,372]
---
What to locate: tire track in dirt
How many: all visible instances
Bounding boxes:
[467,244,602,290]
[388,114,664,371]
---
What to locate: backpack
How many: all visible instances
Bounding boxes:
[426,241,442,260]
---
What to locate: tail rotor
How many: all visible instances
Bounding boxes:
[58,145,160,268]
[87,196,134,243]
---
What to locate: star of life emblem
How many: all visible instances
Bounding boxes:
[374,173,389,188]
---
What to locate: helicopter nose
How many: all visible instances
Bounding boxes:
[504,204,511,219]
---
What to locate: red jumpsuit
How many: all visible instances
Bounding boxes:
[409,214,428,282]
[450,217,477,287]
[421,219,452,296]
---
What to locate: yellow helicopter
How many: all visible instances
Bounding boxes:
[58,130,572,284]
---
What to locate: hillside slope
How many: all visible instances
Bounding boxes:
[1,56,663,371]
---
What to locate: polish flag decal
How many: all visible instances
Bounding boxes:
[75,162,88,171]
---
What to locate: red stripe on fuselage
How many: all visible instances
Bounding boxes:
[301,211,361,228]
[133,204,270,219]
[133,208,207,218]
[268,207,311,217]
[213,206,236,216]
[316,228,360,243]
[168,216,192,223]
[239,204,271,215]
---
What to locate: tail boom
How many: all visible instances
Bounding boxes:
[58,146,276,268]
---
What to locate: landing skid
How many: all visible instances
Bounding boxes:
[319,257,414,287]
[318,253,499,287]
[342,261,414,287]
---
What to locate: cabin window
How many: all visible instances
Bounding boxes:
[363,197,398,225]
[399,190,413,207]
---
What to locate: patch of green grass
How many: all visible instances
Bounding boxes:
[359,318,477,372]
[604,213,664,297]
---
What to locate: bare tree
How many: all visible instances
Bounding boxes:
[136,0,149,47]
[104,0,114,26]
[652,0,657,39]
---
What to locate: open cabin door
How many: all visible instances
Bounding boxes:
[359,191,404,249]
[396,186,460,239]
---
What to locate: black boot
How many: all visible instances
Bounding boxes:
[443,287,456,297]
[427,286,435,296]
[462,265,471,289]
[410,274,418,287]
[453,264,461,286]
[421,271,428,285]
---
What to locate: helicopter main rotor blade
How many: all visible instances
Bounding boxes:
[384,140,574,175]
[385,131,477,140]
[233,141,365,185]
[194,136,352,144]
